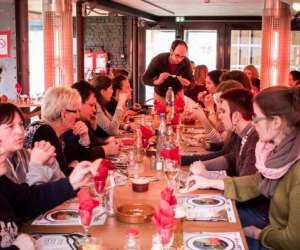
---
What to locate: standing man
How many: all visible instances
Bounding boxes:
[142,39,193,104]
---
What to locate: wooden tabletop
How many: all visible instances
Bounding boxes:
[24,156,249,250]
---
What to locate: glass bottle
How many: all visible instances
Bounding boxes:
[123,228,141,250]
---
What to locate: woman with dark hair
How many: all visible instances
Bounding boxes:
[91,75,129,136]
[0,103,64,185]
[186,86,300,250]
[288,70,300,87]
[0,143,92,249]
[220,70,251,90]
[185,64,207,103]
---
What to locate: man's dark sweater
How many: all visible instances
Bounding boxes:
[0,176,75,249]
[142,52,193,97]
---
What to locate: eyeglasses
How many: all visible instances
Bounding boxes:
[252,115,268,124]
[65,109,79,114]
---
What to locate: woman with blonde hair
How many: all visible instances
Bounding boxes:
[244,64,260,93]
[25,86,91,176]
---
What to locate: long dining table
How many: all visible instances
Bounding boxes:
[23,153,249,250]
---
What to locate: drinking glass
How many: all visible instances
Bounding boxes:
[79,209,93,238]
[163,160,179,189]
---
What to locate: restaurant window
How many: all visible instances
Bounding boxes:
[184,30,217,71]
[145,29,176,102]
[290,31,300,71]
[230,30,262,71]
[28,15,44,97]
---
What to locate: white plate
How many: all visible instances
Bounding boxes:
[45,209,79,223]
[186,195,225,208]
[186,235,234,250]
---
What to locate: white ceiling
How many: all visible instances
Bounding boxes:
[28,0,299,17]
[112,0,298,16]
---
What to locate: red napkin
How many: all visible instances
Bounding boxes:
[154,99,166,114]
[161,187,177,206]
[160,146,180,164]
[15,83,22,94]
[77,188,99,225]
[140,125,154,139]
[121,138,135,145]
[152,200,175,244]
[94,159,113,193]
[175,95,185,114]
[171,113,180,126]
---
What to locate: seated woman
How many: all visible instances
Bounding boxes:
[72,80,120,159]
[244,64,260,93]
[0,103,64,185]
[91,75,129,136]
[288,70,300,87]
[185,86,300,250]
[184,64,207,104]
[106,75,141,116]
[25,86,90,176]
[0,146,92,250]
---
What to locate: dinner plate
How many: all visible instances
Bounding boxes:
[44,209,79,223]
[186,235,234,250]
[186,195,225,207]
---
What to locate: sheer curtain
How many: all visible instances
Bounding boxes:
[43,0,73,89]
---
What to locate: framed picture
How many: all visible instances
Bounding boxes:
[0,31,10,58]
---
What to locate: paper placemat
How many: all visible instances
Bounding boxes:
[32,199,107,226]
[178,194,236,222]
[33,233,83,250]
[184,232,245,250]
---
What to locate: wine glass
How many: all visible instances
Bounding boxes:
[159,229,174,250]
[15,83,22,102]
[163,160,179,190]
[79,209,93,239]
[94,178,106,205]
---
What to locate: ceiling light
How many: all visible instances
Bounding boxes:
[292,2,300,12]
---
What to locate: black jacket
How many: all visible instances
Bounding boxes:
[0,176,75,249]
[142,53,193,97]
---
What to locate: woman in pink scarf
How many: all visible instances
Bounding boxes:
[185,86,300,250]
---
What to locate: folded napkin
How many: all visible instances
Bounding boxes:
[171,113,180,126]
[140,125,155,149]
[77,188,99,225]
[154,99,166,114]
[161,187,177,206]
[152,200,175,244]
[93,159,113,193]
[121,138,136,145]
[175,95,185,114]
[160,146,180,164]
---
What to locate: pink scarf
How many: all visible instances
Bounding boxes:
[255,130,300,197]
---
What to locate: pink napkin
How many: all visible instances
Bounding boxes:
[175,95,185,114]
[140,125,155,149]
[171,113,180,126]
[161,187,177,206]
[77,188,99,225]
[160,146,180,164]
[154,99,166,114]
[15,82,22,94]
[152,200,175,244]
[121,138,136,145]
[94,159,113,193]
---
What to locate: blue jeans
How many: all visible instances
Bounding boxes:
[236,202,269,250]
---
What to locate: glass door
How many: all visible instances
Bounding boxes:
[184,30,217,71]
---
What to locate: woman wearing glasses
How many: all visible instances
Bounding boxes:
[25,86,90,176]
[185,86,300,250]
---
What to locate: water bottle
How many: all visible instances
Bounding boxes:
[155,113,167,170]
[165,87,175,123]
[135,129,143,163]
[123,228,141,250]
